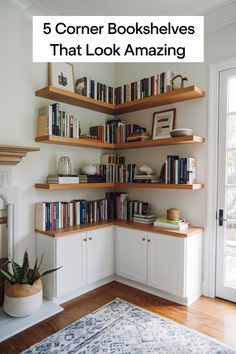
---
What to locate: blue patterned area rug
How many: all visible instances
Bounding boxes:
[22,298,236,354]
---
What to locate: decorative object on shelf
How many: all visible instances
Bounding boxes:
[170,128,193,137]
[81,164,96,175]
[170,75,188,90]
[48,63,75,92]
[139,164,154,175]
[57,156,72,176]
[0,250,60,317]
[152,109,176,140]
[167,208,180,221]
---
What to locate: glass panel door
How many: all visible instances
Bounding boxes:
[216,68,236,302]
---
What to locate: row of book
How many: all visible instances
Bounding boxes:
[35,199,109,231]
[35,193,152,231]
[90,119,146,144]
[74,71,174,105]
[75,77,114,104]
[38,104,80,138]
[95,164,137,183]
[115,71,174,104]
[160,156,197,184]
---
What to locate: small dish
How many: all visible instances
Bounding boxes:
[170,128,193,137]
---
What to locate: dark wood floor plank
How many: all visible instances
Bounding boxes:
[1,281,236,353]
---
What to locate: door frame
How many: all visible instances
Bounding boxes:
[205,57,236,297]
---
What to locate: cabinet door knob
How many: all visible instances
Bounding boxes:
[148,239,151,242]
[89,237,92,240]
[83,239,87,242]
[142,238,146,241]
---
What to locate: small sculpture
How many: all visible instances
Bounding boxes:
[170,75,188,90]
[139,164,154,175]
[58,72,68,87]
[81,164,96,175]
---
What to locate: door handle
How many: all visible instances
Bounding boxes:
[217,209,227,226]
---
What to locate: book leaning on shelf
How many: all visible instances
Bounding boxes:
[37,103,80,138]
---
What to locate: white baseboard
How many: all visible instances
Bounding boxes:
[52,276,114,305]
[114,276,201,306]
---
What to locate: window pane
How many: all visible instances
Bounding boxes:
[225,222,236,255]
[227,150,236,184]
[228,77,236,113]
[226,188,236,219]
[227,114,236,148]
[225,254,236,288]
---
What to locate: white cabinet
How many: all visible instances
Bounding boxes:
[87,227,113,284]
[114,226,202,303]
[115,227,147,284]
[36,227,114,300]
[56,232,87,297]
[147,233,185,297]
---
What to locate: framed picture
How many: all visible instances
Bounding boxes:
[152,109,176,140]
[48,63,75,92]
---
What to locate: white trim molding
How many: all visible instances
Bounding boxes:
[203,57,236,297]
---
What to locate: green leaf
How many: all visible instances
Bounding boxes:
[22,250,29,276]
[0,269,16,284]
[33,266,62,283]
[11,260,23,281]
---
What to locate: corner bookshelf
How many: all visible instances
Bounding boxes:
[35,135,205,150]
[35,183,204,190]
[35,85,205,116]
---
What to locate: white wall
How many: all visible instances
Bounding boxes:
[0,5,115,262]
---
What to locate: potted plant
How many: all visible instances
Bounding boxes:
[0,250,60,317]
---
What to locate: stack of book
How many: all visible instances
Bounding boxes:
[160,156,197,184]
[133,214,156,224]
[35,198,109,231]
[115,71,174,104]
[134,174,160,183]
[154,217,189,231]
[89,120,147,144]
[47,175,79,184]
[38,104,80,138]
[95,163,136,183]
[75,77,114,104]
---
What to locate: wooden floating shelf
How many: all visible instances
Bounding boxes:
[35,183,115,190]
[35,182,204,190]
[115,86,205,115]
[35,86,115,115]
[35,219,203,238]
[0,144,40,165]
[35,135,114,149]
[35,85,205,115]
[35,135,205,150]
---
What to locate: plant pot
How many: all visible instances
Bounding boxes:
[3,279,43,317]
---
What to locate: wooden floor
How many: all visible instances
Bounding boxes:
[1,281,236,353]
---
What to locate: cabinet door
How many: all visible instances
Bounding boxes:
[56,232,87,297]
[147,232,185,296]
[87,227,113,285]
[115,226,147,284]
